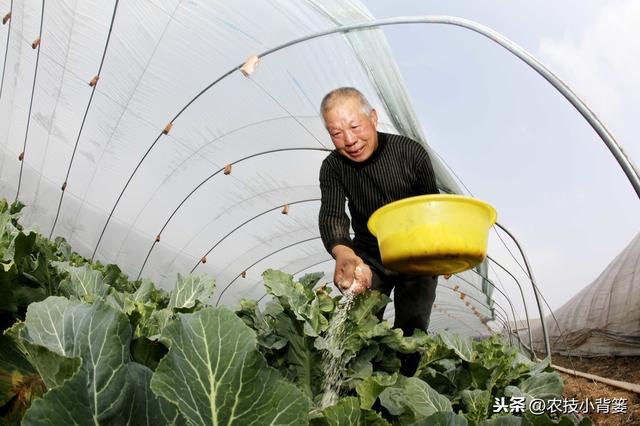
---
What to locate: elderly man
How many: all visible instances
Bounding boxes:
[318,87,440,337]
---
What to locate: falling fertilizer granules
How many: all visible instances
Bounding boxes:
[320,291,356,409]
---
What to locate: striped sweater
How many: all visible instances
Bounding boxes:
[319,131,439,260]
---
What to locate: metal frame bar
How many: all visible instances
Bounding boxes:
[0,0,14,103]
[189,198,320,275]
[214,236,322,306]
[487,254,534,351]
[494,221,551,358]
[15,0,45,202]
[88,14,639,265]
[129,146,329,271]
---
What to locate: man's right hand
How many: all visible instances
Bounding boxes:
[331,245,372,295]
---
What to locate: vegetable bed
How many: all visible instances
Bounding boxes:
[0,199,591,425]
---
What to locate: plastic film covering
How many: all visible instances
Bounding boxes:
[531,232,640,356]
[0,0,493,336]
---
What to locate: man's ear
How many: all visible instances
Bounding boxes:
[370,108,378,128]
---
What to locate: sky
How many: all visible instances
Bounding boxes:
[362,0,640,318]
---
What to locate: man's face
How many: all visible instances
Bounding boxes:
[323,97,378,162]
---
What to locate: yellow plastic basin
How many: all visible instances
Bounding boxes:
[367,194,497,275]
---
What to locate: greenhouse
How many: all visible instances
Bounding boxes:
[0,0,638,425]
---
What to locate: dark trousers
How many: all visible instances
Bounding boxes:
[371,269,438,336]
[359,251,438,336]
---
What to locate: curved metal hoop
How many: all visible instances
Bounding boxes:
[90,15,640,266]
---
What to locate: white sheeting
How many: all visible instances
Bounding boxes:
[0,0,493,336]
[531,233,640,355]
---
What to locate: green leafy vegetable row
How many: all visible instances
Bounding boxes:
[0,199,591,425]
